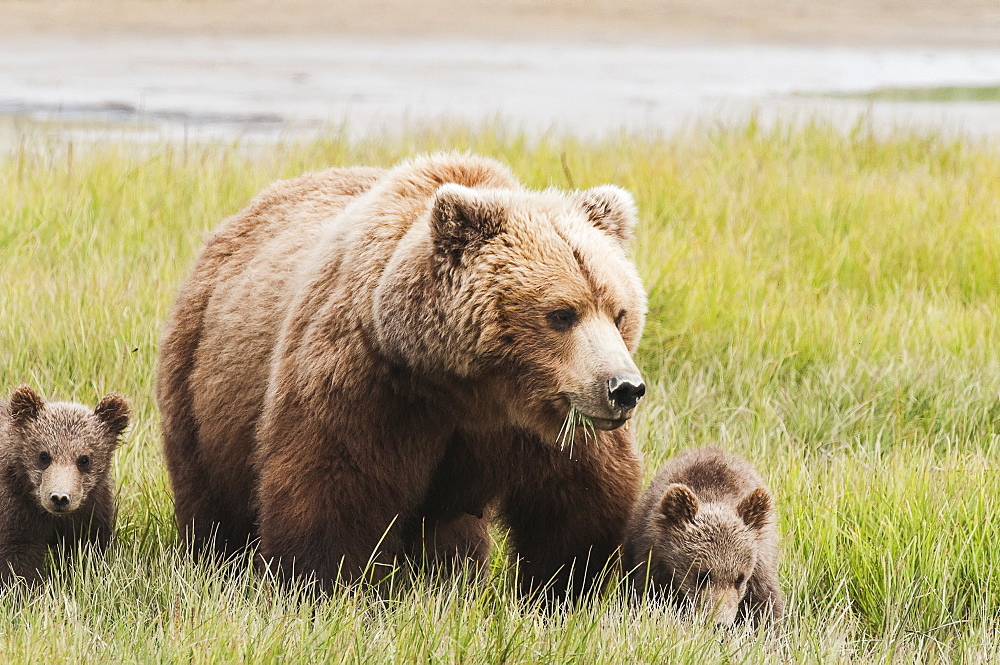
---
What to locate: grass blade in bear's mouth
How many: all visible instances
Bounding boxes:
[557,407,600,455]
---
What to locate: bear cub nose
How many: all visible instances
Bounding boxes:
[50,492,71,509]
[608,376,646,411]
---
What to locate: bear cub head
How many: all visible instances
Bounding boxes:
[651,482,773,625]
[2,385,129,515]
[627,447,781,628]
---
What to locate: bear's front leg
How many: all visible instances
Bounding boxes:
[256,455,411,587]
[0,523,50,586]
[739,560,784,627]
[407,512,492,578]
[77,483,117,552]
[0,550,46,586]
[254,379,452,589]
[406,430,501,577]
[500,428,641,602]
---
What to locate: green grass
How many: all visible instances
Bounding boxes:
[826,86,1000,102]
[2,122,1000,663]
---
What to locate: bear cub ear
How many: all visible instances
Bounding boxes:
[430,184,507,259]
[8,385,44,426]
[737,487,773,532]
[94,393,131,440]
[658,483,699,527]
[577,185,638,244]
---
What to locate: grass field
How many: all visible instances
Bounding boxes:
[1,123,999,663]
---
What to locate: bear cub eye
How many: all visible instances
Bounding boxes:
[38,451,51,469]
[696,571,711,586]
[77,455,91,472]
[735,573,745,587]
[614,309,627,328]
[546,308,578,332]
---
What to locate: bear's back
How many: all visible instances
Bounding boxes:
[201,166,388,283]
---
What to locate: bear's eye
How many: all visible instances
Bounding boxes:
[614,309,626,328]
[697,571,711,586]
[735,573,745,587]
[37,451,51,468]
[546,308,578,332]
[77,455,91,472]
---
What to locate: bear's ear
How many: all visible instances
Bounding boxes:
[429,184,507,260]
[577,185,638,244]
[658,483,698,527]
[94,393,130,440]
[8,385,44,426]
[737,487,773,532]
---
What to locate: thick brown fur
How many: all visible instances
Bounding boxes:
[156,153,647,598]
[0,386,130,585]
[624,447,783,627]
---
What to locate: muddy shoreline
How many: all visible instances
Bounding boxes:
[3,2,1000,144]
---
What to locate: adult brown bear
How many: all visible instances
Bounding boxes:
[156,153,647,597]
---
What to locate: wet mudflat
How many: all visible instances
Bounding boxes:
[2,34,1000,145]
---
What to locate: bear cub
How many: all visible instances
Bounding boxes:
[0,385,130,584]
[624,446,783,627]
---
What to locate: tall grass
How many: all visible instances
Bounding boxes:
[1,123,999,662]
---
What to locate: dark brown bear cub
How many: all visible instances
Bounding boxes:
[624,446,783,627]
[0,385,130,584]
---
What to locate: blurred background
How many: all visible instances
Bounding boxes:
[2,0,1000,145]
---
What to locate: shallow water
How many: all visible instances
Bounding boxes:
[2,34,1000,144]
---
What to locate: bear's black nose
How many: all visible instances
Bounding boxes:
[608,376,646,411]
[50,492,70,508]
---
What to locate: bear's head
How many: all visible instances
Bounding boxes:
[3,385,130,515]
[374,177,647,444]
[652,483,774,626]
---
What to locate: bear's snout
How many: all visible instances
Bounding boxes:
[565,317,645,428]
[699,585,742,627]
[42,487,79,514]
[39,464,84,514]
[49,491,71,511]
[607,375,645,412]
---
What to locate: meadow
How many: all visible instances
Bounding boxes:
[1,122,999,663]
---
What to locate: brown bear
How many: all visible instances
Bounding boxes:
[156,152,647,597]
[624,447,783,627]
[0,385,130,584]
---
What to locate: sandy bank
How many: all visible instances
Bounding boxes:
[3,0,1000,47]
